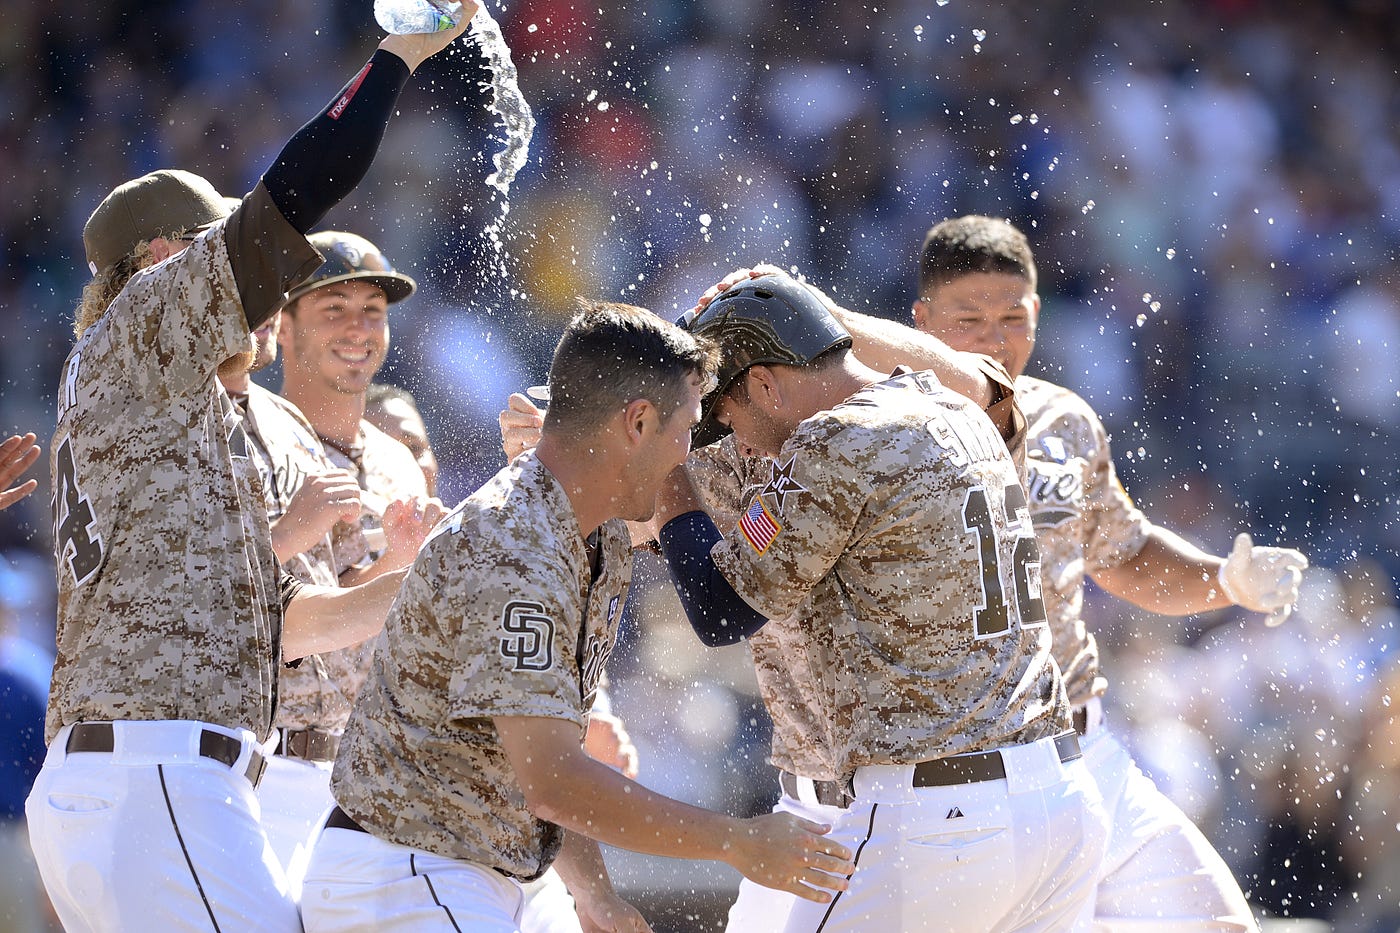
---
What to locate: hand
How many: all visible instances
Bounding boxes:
[0,433,40,511]
[692,263,788,315]
[379,496,448,569]
[499,393,545,461]
[576,891,652,933]
[723,812,854,904]
[378,1,481,72]
[1219,532,1309,626]
[585,712,640,779]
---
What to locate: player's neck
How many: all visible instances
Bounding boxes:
[534,435,621,539]
[283,377,365,450]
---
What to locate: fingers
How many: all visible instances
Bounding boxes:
[1228,532,1252,563]
[505,393,543,416]
[0,433,41,489]
[1265,604,1294,628]
[0,479,38,511]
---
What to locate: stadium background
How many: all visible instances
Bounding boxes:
[1,1,1397,928]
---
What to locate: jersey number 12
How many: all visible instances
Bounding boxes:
[962,483,1047,639]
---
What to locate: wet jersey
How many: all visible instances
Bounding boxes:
[324,420,427,577]
[706,371,1069,781]
[47,189,321,742]
[331,452,631,879]
[1017,375,1152,707]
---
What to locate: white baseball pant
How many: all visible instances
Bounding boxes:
[259,752,336,900]
[731,732,1109,933]
[303,825,532,932]
[25,720,299,932]
[1083,710,1257,932]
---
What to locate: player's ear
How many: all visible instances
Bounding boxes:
[621,397,654,444]
[747,365,783,411]
[911,299,930,331]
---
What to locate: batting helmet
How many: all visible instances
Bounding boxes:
[283,231,417,308]
[679,274,851,447]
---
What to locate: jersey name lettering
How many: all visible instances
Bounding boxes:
[926,410,1007,474]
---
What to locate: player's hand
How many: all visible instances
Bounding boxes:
[585,712,640,779]
[379,496,447,569]
[500,393,545,462]
[271,470,362,560]
[575,892,652,933]
[1219,532,1309,626]
[0,433,40,511]
[723,813,854,903]
[378,1,481,73]
[692,263,788,315]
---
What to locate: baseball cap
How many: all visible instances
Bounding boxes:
[679,273,852,447]
[83,169,231,275]
[282,231,417,308]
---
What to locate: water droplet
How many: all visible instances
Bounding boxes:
[937,0,949,5]
[1165,248,1177,259]
[914,24,924,39]
[1081,200,1096,214]
[597,101,610,112]
[1135,314,1147,327]
[527,22,538,32]
[1010,114,1024,125]
[973,28,987,41]
[699,214,712,228]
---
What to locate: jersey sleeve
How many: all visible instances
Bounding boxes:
[443,552,588,728]
[1080,407,1152,572]
[709,422,868,621]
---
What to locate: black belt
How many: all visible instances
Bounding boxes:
[65,722,266,789]
[912,732,1081,787]
[277,728,341,762]
[781,732,1083,804]
[325,805,369,834]
[778,771,854,808]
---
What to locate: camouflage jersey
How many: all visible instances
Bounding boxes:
[272,418,427,734]
[1017,375,1152,708]
[698,370,1070,781]
[47,184,321,743]
[238,383,372,732]
[331,451,631,879]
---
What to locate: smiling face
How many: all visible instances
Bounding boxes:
[913,272,1040,380]
[279,280,390,396]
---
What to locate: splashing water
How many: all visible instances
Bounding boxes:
[473,6,535,203]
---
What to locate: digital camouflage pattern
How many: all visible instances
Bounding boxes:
[704,371,1070,780]
[324,419,427,577]
[47,211,320,743]
[280,418,429,732]
[1017,375,1151,708]
[239,383,377,733]
[331,452,631,879]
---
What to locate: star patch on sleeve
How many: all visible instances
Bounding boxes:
[760,454,808,512]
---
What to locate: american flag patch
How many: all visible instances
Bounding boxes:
[738,496,781,553]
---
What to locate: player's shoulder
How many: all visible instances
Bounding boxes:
[1015,374,1105,426]
[247,383,314,427]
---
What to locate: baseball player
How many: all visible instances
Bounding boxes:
[0,432,41,511]
[259,231,446,892]
[898,216,1305,929]
[27,16,477,931]
[365,382,439,497]
[302,302,855,933]
[648,274,1108,931]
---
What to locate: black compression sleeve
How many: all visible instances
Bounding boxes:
[658,511,769,647]
[262,49,412,233]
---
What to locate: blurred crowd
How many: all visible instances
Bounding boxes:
[2,0,1398,927]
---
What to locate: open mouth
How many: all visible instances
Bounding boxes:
[332,347,375,364]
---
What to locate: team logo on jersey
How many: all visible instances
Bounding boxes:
[607,595,621,625]
[1026,459,1083,529]
[739,495,782,553]
[578,629,615,708]
[760,455,807,513]
[499,599,555,672]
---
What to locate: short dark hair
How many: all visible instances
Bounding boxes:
[545,300,718,439]
[918,215,1037,298]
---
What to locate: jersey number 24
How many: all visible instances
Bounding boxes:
[962,483,1047,639]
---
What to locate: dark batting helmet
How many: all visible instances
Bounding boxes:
[282,231,417,309]
[679,274,851,447]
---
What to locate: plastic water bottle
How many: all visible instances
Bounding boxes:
[373,0,463,35]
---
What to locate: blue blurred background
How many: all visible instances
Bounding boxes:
[1,1,1398,928]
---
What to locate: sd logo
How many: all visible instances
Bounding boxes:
[499,600,555,672]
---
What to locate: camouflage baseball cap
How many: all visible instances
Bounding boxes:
[83,169,231,275]
[679,273,852,447]
[282,231,417,308]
